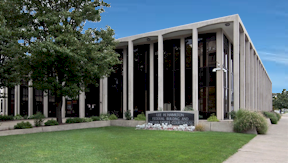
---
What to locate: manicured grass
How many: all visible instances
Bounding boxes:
[0,127,255,163]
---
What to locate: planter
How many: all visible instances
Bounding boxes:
[110,119,145,127]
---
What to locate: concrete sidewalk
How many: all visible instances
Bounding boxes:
[224,114,288,163]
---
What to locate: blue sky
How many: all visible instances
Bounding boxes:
[85,0,287,93]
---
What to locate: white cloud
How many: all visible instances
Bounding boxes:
[258,51,288,65]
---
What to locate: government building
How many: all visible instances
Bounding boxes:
[0,14,272,120]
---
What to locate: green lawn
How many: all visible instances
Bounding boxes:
[0,126,255,163]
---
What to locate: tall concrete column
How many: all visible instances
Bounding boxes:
[239,32,245,109]
[128,40,134,117]
[180,37,185,111]
[4,87,8,115]
[14,85,19,115]
[103,77,108,114]
[149,43,154,112]
[250,48,254,110]
[28,82,33,116]
[228,40,232,114]
[192,28,198,111]
[99,79,103,114]
[61,96,65,118]
[79,91,85,118]
[123,47,128,118]
[255,57,258,111]
[216,30,224,120]
[245,41,250,110]
[43,91,48,117]
[233,21,240,111]
[158,35,164,110]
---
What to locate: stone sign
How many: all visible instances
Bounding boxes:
[146,111,198,126]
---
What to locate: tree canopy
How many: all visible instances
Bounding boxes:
[0,0,120,123]
[273,89,288,110]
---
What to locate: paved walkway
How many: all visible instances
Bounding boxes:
[224,114,288,163]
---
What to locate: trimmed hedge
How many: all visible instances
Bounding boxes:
[65,118,84,123]
[275,112,281,121]
[91,116,100,121]
[263,112,278,124]
[14,121,33,129]
[0,115,14,121]
[108,114,118,120]
[44,119,59,126]
[134,112,146,121]
[233,110,268,134]
[207,114,219,122]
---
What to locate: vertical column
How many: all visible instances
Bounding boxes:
[123,47,128,117]
[255,57,258,111]
[61,96,65,118]
[128,40,134,117]
[103,77,108,114]
[158,35,164,110]
[250,48,254,110]
[99,79,103,114]
[79,91,85,118]
[233,21,240,111]
[180,37,185,111]
[239,32,245,109]
[149,44,154,112]
[216,30,224,120]
[192,28,198,111]
[43,91,48,117]
[28,82,33,116]
[4,87,8,115]
[14,85,19,115]
[245,41,250,110]
[17,85,20,115]
[228,40,232,115]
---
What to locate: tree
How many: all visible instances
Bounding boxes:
[0,0,120,123]
[273,89,288,113]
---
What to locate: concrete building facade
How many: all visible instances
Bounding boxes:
[0,14,272,120]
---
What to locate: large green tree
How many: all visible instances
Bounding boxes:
[0,0,120,123]
[273,89,288,112]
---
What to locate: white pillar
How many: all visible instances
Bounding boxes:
[43,91,48,117]
[255,57,258,111]
[4,87,8,115]
[99,79,103,114]
[180,37,185,111]
[149,43,154,112]
[216,30,224,120]
[239,32,245,109]
[250,49,254,110]
[103,77,108,114]
[128,40,134,117]
[228,39,232,114]
[79,91,85,118]
[14,85,19,115]
[123,47,128,118]
[61,96,65,118]
[158,35,164,110]
[233,20,240,111]
[245,41,250,110]
[28,81,33,116]
[192,28,198,111]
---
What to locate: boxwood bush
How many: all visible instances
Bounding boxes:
[275,112,281,121]
[207,113,219,122]
[44,119,59,126]
[65,118,84,123]
[233,110,268,134]
[134,112,146,121]
[83,118,93,122]
[91,116,100,121]
[263,111,278,124]
[14,121,33,129]
[100,114,109,121]
[0,115,14,121]
[108,114,118,120]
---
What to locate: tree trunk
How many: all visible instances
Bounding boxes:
[55,95,63,124]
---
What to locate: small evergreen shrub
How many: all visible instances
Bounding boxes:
[233,110,268,134]
[229,110,236,119]
[65,118,84,123]
[23,115,28,119]
[207,113,219,122]
[134,112,146,121]
[83,118,93,122]
[108,114,118,120]
[14,121,33,129]
[100,114,109,121]
[91,116,100,121]
[33,112,46,127]
[195,124,205,131]
[184,106,193,111]
[263,111,278,124]
[0,115,14,121]
[28,115,35,119]
[14,114,24,120]
[275,112,281,121]
[124,110,132,120]
[44,119,59,126]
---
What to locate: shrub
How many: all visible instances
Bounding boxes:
[14,121,33,129]
[23,115,28,119]
[91,116,100,121]
[108,114,118,120]
[229,110,236,119]
[44,119,59,126]
[14,114,24,120]
[195,124,205,131]
[263,111,278,124]
[134,112,146,121]
[233,110,268,134]
[124,110,132,120]
[207,113,219,122]
[184,106,193,111]
[65,118,84,123]
[33,112,46,127]
[83,118,93,122]
[275,112,281,121]
[100,114,109,121]
[0,115,14,121]
[28,115,35,119]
